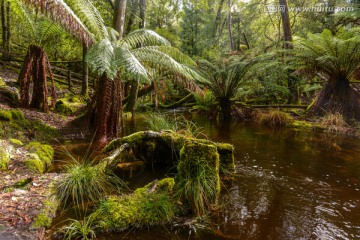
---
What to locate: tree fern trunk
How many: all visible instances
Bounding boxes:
[19,45,53,112]
[219,97,232,120]
[308,77,360,119]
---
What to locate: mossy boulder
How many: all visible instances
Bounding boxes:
[0,148,10,170]
[103,131,235,173]
[90,178,176,232]
[24,142,54,173]
[55,97,85,115]
[0,109,25,122]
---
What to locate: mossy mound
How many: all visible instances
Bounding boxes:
[90,178,176,231]
[0,109,12,121]
[24,142,54,173]
[54,96,85,115]
[0,148,10,171]
[103,131,235,173]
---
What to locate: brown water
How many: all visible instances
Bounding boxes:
[74,114,360,240]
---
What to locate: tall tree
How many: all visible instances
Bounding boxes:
[227,0,234,51]
[279,0,298,103]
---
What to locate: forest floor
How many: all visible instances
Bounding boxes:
[0,64,81,240]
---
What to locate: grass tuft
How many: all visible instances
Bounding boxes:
[318,112,352,133]
[255,110,292,127]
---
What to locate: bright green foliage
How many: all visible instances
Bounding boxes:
[10,138,23,146]
[52,160,123,209]
[175,142,220,216]
[33,213,52,228]
[91,178,175,231]
[0,149,10,171]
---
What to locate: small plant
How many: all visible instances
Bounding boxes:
[256,110,292,127]
[52,159,123,209]
[62,217,96,240]
[318,112,352,133]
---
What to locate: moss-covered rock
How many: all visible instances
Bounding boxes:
[103,131,235,172]
[55,96,85,115]
[91,178,176,232]
[24,142,54,173]
[0,148,10,170]
[24,156,45,173]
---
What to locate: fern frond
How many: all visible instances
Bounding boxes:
[119,29,171,48]
[19,0,94,45]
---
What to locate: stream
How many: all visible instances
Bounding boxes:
[58,114,360,240]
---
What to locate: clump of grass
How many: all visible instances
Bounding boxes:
[52,159,123,209]
[62,217,96,240]
[144,112,178,132]
[144,112,207,138]
[175,143,220,216]
[318,112,352,133]
[256,110,292,127]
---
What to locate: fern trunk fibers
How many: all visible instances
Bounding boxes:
[308,77,360,119]
[93,74,122,142]
[219,97,232,120]
[19,45,54,112]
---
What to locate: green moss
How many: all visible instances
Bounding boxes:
[24,157,45,173]
[24,158,44,173]
[0,110,12,121]
[55,97,85,115]
[10,138,23,146]
[0,149,10,171]
[33,213,52,228]
[25,142,54,168]
[10,110,25,121]
[91,178,176,231]
[0,77,5,87]
[215,143,235,171]
[14,177,32,188]
[291,120,313,129]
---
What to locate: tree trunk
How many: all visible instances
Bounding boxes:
[81,44,89,97]
[19,45,55,112]
[219,97,232,120]
[227,0,234,51]
[308,77,360,119]
[92,74,122,142]
[279,0,298,103]
[213,0,226,44]
[124,80,139,113]
[114,0,127,39]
